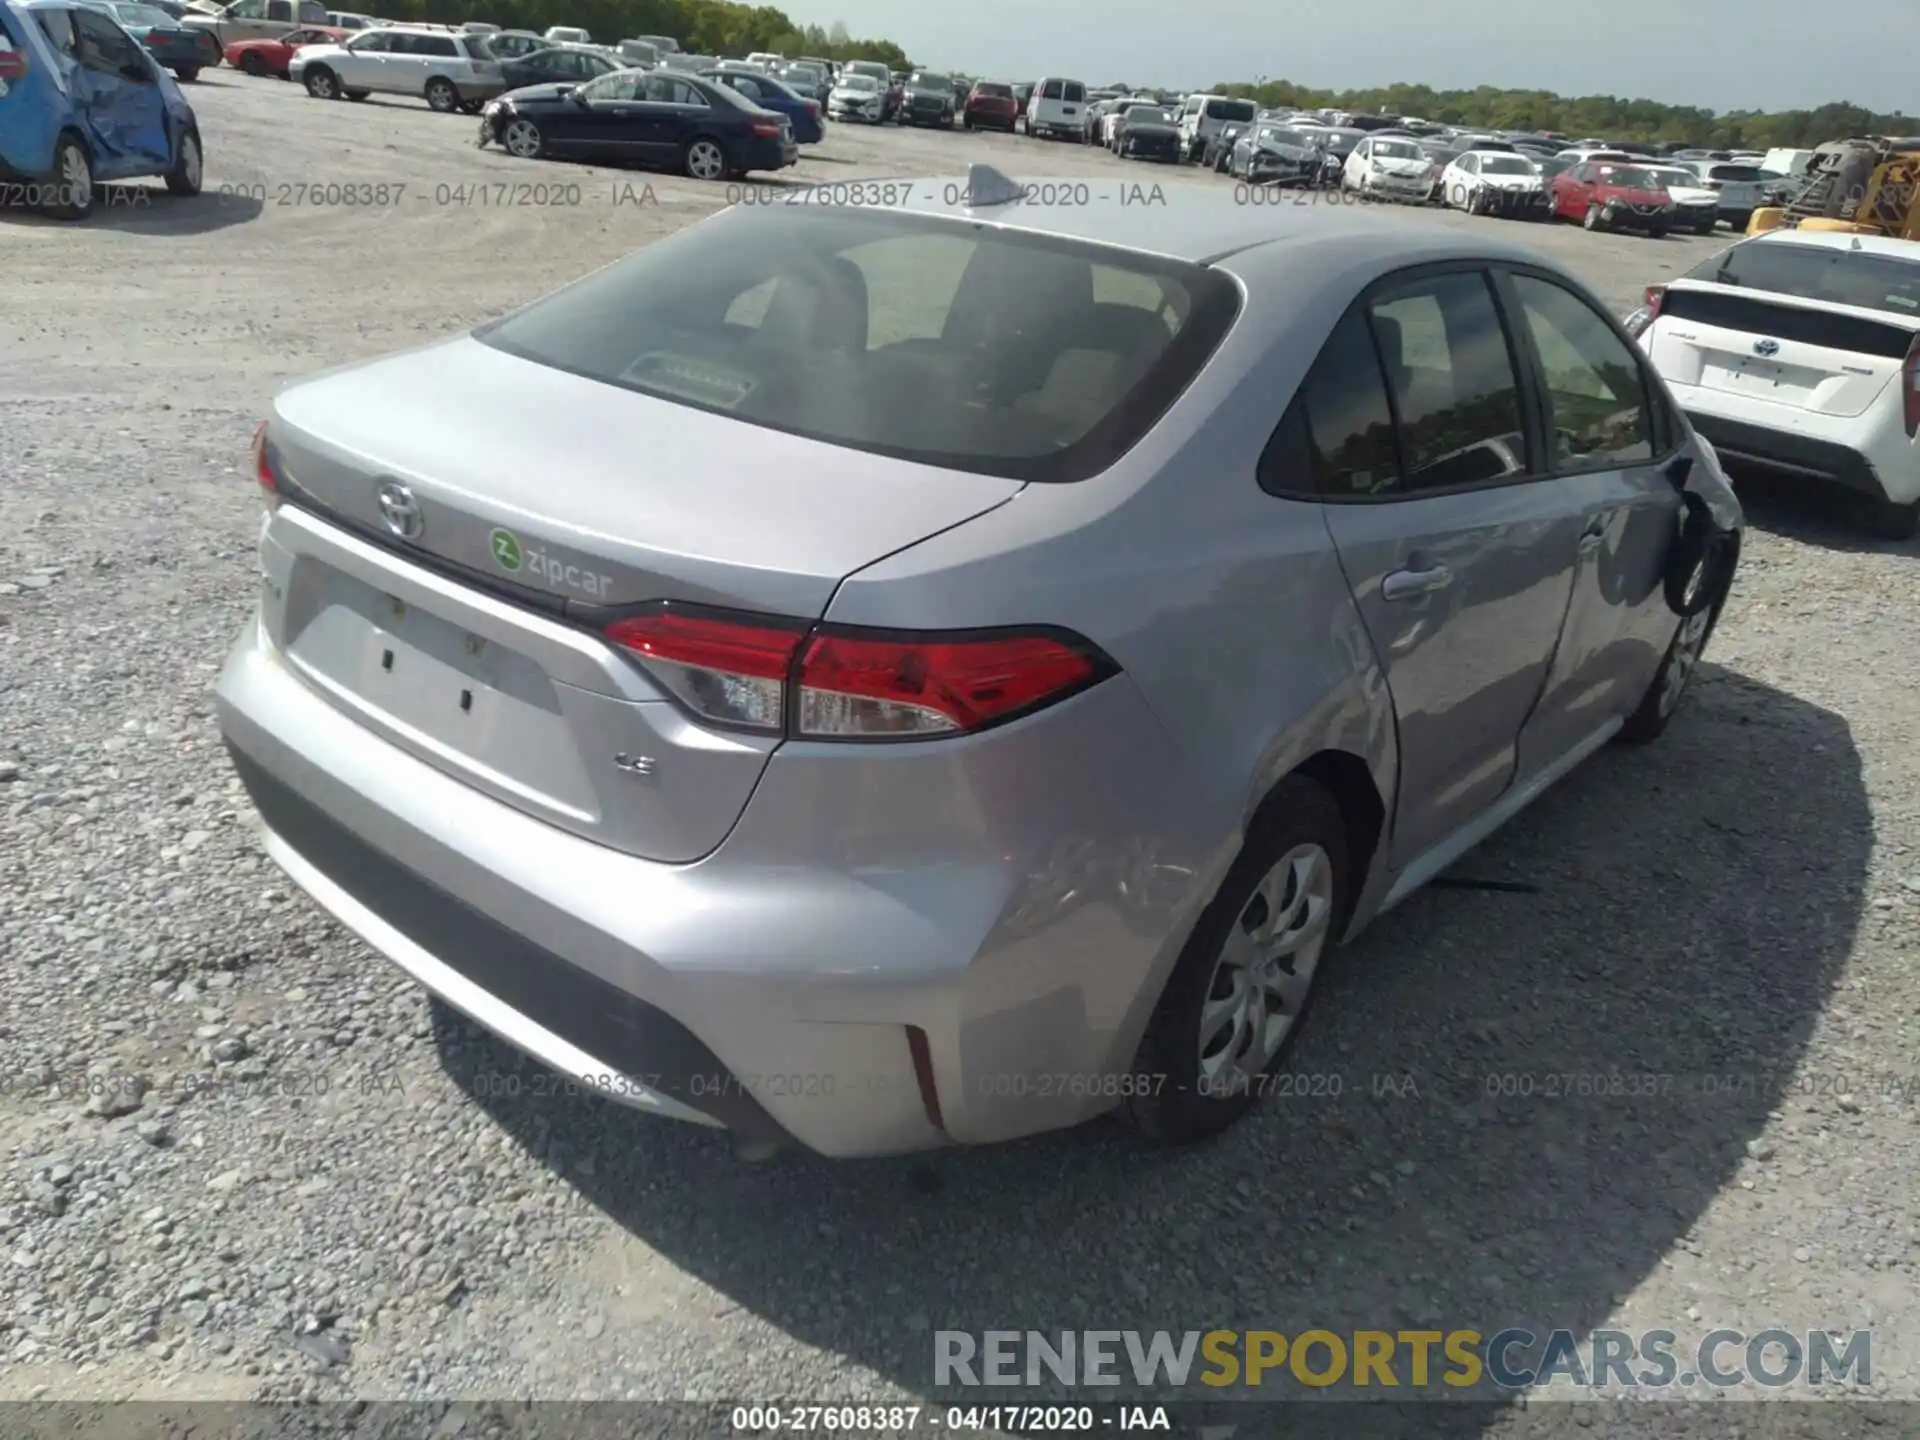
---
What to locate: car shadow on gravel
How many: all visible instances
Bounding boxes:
[436,657,1868,1428]
[1724,469,1917,555]
[0,186,262,234]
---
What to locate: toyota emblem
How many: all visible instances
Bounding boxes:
[1754,339,1780,357]
[375,479,423,540]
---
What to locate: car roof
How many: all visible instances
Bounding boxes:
[876,170,1554,267]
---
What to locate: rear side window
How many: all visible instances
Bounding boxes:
[476,208,1240,482]
[420,34,455,55]
[1266,309,1402,498]
[1367,272,1528,494]
[1508,275,1653,469]
[1685,240,1920,317]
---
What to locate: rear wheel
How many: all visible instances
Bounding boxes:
[303,65,336,99]
[343,88,367,100]
[425,77,460,112]
[1695,218,1716,235]
[1124,775,1349,1145]
[238,50,267,75]
[170,64,199,82]
[682,135,728,181]
[1620,605,1717,743]
[45,135,93,220]
[164,127,202,196]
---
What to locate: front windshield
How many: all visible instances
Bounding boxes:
[1260,127,1307,146]
[1599,167,1662,188]
[1373,140,1422,159]
[114,4,175,24]
[578,68,646,101]
[911,72,949,88]
[1480,155,1535,175]
[1646,169,1696,189]
[839,75,878,92]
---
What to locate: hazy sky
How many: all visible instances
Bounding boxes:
[780,0,1914,115]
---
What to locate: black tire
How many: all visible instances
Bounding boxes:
[1695,219,1716,235]
[1124,775,1351,1145]
[425,77,460,113]
[303,65,337,99]
[164,127,202,197]
[343,89,367,101]
[44,133,93,220]
[171,64,199,82]
[1726,210,1752,233]
[1583,203,1604,231]
[1620,600,1724,743]
[238,51,267,76]
[1865,495,1920,541]
[500,115,545,160]
[1467,186,1486,215]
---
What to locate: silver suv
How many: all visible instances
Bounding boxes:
[289,24,503,110]
[217,171,1741,1159]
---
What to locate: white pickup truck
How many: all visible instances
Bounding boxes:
[182,0,328,50]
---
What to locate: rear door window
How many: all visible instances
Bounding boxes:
[1039,78,1062,100]
[1063,81,1084,102]
[71,8,141,73]
[1262,309,1402,498]
[476,208,1240,482]
[1366,271,1530,494]
[1507,274,1653,469]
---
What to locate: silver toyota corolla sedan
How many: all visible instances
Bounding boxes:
[216,166,1742,1158]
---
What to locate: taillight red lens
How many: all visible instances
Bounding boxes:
[1644,284,1665,318]
[604,609,803,733]
[796,630,1104,737]
[251,421,280,504]
[751,120,782,137]
[602,609,1115,739]
[0,45,27,79]
[1903,336,1920,439]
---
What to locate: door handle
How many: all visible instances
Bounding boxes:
[1380,564,1452,602]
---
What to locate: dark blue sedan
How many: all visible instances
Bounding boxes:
[709,66,822,144]
[478,67,797,181]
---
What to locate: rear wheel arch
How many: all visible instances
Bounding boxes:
[1265,749,1384,915]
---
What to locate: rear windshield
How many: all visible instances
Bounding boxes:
[1686,240,1920,317]
[1706,164,1765,181]
[1205,99,1256,122]
[1480,155,1535,174]
[475,208,1241,482]
[976,82,1011,97]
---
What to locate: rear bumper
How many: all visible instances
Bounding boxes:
[740,135,798,170]
[215,599,1210,1157]
[1678,394,1914,503]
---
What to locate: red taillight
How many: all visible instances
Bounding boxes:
[0,44,28,79]
[1903,335,1920,439]
[604,609,803,733]
[602,607,1113,739]
[796,630,1102,737]
[806,100,819,116]
[1644,284,1665,321]
[750,120,783,138]
[251,420,280,504]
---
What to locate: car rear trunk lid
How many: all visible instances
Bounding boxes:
[261,335,1022,862]
[1650,284,1918,418]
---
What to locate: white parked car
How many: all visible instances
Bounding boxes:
[542,24,588,43]
[1438,149,1547,217]
[1638,163,1724,234]
[826,72,884,122]
[1639,230,1920,538]
[289,24,504,110]
[1681,161,1773,231]
[1175,92,1256,162]
[1342,135,1436,201]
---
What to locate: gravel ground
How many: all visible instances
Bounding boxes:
[2,73,1918,1427]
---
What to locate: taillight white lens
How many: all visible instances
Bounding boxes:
[603,610,802,734]
[796,631,1107,738]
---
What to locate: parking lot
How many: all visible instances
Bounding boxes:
[4,72,1920,1413]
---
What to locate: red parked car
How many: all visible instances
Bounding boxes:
[225,24,347,78]
[1548,160,1678,236]
[963,80,1020,132]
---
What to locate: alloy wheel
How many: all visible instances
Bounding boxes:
[686,138,726,180]
[60,142,92,211]
[1658,610,1711,717]
[503,119,542,158]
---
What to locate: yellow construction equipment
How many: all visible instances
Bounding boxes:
[1745,136,1920,240]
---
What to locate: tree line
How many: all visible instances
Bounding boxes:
[369,0,912,66]
[1205,80,1915,149]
